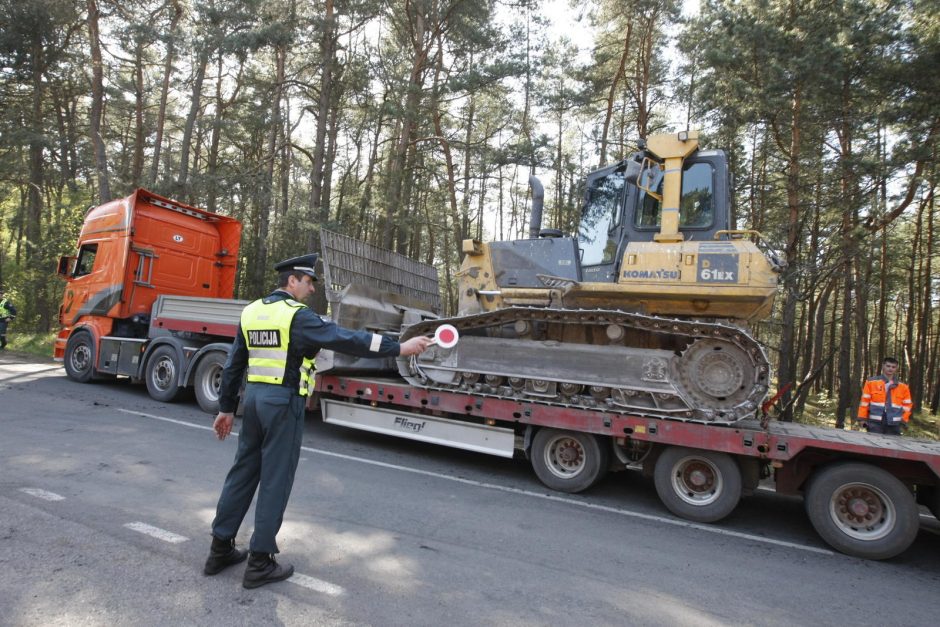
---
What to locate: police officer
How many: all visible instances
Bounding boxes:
[0,289,16,350]
[857,357,913,436]
[204,254,432,588]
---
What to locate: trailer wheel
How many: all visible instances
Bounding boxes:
[194,352,226,414]
[64,332,97,383]
[805,462,918,560]
[530,428,609,493]
[654,446,742,523]
[145,345,183,402]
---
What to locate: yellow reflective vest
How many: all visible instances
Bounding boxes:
[240,297,315,396]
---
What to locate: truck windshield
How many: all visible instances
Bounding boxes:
[579,170,625,265]
[635,162,715,229]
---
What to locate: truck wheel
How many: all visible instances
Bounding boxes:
[64,332,96,383]
[654,446,742,523]
[530,428,609,493]
[805,462,919,560]
[145,345,183,403]
[194,352,226,414]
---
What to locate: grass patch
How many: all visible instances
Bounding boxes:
[5,331,57,361]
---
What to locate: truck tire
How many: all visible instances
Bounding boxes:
[194,351,226,414]
[64,331,97,383]
[145,345,183,403]
[653,446,742,523]
[805,462,919,560]
[530,428,609,493]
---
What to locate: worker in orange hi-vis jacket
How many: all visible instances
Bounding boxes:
[857,357,913,436]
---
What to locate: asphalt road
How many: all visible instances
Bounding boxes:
[2,351,939,626]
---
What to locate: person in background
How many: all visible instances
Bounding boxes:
[204,253,432,589]
[857,357,913,436]
[0,289,17,350]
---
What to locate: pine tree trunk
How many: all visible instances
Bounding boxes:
[206,54,225,214]
[307,0,335,245]
[775,89,804,421]
[911,194,932,407]
[177,49,210,192]
[431,48,461,250]
[87,0,111,202]
[149,0,182,187]
[131,41,145,187]
[599,21,632,167]
[321,84,341,225]
[383,8,427,250]
[253,43,286,293]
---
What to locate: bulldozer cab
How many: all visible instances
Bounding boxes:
[578,149,731,284]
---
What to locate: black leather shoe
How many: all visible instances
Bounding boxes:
[243,552,294,589]
[204,536,248,575]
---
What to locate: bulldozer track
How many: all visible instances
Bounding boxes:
[398,307,771,424]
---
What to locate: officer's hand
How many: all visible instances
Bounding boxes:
[214,412,234,440]
[399,336,433,356]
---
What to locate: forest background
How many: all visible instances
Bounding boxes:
[0,0,937,428]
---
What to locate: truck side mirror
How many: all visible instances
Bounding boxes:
[57,255,76,277]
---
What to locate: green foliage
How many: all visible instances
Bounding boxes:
[3,331,57,360]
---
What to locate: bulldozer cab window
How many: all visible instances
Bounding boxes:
[579,170,625,265]
[74,243,99,277]
[635,162,715,230]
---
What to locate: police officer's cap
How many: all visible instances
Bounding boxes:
[274,254,319,281]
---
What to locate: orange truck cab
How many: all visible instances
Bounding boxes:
[55,189,245,412]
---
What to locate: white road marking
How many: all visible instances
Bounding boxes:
[117,408,834,556]
[20,487,65,501]
[118,408,214,431]
[290,573,345,596]
[124,522,189,544]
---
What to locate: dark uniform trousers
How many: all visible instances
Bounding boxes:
[211,383,306,554]
[866,421,901,436]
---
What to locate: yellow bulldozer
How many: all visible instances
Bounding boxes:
[322,131,783,424]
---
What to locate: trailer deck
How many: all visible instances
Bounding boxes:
[314,374,940,496]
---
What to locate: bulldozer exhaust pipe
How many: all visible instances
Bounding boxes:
[528,175,544,239]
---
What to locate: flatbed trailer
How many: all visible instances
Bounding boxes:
[315,373,940,560]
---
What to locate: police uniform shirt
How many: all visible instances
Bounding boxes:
[218,290,400,412]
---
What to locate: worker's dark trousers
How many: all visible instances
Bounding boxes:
[0,320,7,348]
[866,420,902,436]
[211,383,306,554]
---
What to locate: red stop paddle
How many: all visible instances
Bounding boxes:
[432,324,459,348]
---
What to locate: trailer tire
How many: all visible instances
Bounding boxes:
[654,446,742,523]
[805,462,918,560]
[64,331,97,383]
[145,345,183,403]
[530,428,609,493]
[194,351,226,414]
